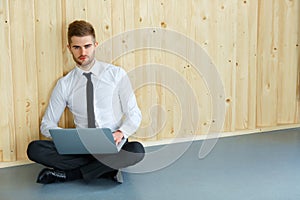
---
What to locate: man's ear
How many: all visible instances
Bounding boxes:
[94,41,99,48]
[67,44,71,52]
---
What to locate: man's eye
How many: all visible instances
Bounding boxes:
[84,44,92,49]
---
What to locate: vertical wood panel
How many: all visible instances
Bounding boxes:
[276,0,299,124]
[0,0,16,161]
[166,1,189,139]
[89,0,113,64]
[235,0,258,130]
[189,1,216,135]
[297,0,300,123]
[115,0,135,72]
[188,0,217,135]
[34,0,64,137]
[9,0,39,160]
[257,0,278,127]
[148,0,169,140]
[86,0,112,44]
[206,0,237,132]
[111,0,134,67]
[246,0,259,129]
[158,0,175,140]
[132,0,158,141]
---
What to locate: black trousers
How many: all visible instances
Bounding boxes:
[27,140,145,181]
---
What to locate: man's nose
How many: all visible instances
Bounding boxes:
[80,47,87,55]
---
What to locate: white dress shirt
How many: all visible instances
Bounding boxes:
[40,60,142,139]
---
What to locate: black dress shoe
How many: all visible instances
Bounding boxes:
[101,170,123,183]
[36,168,67,184]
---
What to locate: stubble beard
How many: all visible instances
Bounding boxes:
[74,52,96,71]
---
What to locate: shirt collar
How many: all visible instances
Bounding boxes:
[75,60,106,78]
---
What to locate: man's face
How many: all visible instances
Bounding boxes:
[68,35,98,69]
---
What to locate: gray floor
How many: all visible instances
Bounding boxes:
[1,128,300,200]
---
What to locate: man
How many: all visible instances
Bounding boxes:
[27,20,145,184]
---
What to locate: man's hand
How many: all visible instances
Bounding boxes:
[113,130,124,145]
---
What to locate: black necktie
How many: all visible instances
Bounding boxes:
[83,72,96,128]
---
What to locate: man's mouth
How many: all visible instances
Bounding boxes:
[79,56,86,61]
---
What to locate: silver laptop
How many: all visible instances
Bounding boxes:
[49,128,126,154]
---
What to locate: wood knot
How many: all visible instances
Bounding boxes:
[160,22,167,28]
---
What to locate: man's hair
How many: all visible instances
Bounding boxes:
[67,20,96,44]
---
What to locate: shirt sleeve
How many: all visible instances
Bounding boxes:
[40,79,67,138]
[117,68,142,138]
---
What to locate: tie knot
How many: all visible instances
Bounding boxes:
[83,72,92,80]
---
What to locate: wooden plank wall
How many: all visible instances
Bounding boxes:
[0,0,299,163]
